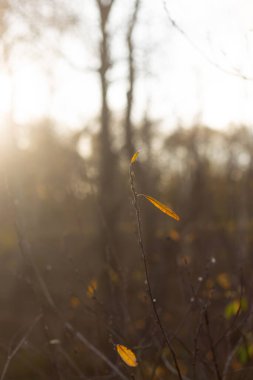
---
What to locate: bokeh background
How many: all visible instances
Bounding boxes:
[1,1,253,379]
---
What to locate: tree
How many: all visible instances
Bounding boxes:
[124,0,140,158]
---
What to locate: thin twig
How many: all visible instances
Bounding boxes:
[149,344,164,380]
[3,171,129,380]
[214,272,244,349]
[222,336,243,380]
[129,165,183,380]
[64,323,129,380]
[192,309,204,380]
[162,0,253,81]
[204,308,222,380]
[162,353,191,380]
[58,346,88,379]
[0,314,42,380]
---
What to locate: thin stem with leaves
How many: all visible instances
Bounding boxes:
[129,164,183,380]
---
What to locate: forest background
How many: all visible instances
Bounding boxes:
[1,1,253,379]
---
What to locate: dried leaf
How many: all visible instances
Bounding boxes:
[142,194,180,221]
[130,151,140,164]
[116,344,138,367]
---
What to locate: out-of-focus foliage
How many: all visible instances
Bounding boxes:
[0,1,253,379]
[1,122,253,379]
[225,297,248,319]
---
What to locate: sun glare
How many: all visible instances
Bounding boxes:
[0,73,12,121]
[0,63,50,130]
[1,0,253,139]
[12,64,50,124]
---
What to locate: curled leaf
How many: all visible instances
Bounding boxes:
[130,151,140,164]
[116,344,138,367]
[142,194,180,221]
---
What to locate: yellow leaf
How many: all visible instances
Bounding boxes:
[130,151,140,164]
[86,279,97,298]
[142,195,180,221]
[116,344,138,367]
[224,297,248,319]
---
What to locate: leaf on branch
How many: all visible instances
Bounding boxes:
[142,194,180,221]
[224,297,248,319]
[116,344,138,367]
[130,151,140,164]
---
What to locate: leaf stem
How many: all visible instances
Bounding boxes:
[129,166,183,380]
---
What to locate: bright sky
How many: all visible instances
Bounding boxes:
[1,0,253,135]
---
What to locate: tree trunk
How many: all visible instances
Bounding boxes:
[124,0,140,158]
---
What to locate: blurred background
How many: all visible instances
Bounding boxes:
[1,0,253,379]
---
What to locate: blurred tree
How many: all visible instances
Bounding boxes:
[94,0,118,234]
[124,0,140,159]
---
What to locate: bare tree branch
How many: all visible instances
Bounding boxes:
[0,314,42,380]
[129,165,183,380]
[124,0,141,158]
[162,0,253,81]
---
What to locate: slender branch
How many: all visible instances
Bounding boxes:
[162,0,253,81]
[214,272,244,349]
[58,346,89,379]
[162,353,191,380]
[125,0,141,157]
[149,344,164,380]
[3,171,129,380]
[129,166,183,380]
[204,309,222,380]
[0,314,42,380]
[192,308,205,380]
[64,322,129,380]
[222,336,243,380]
